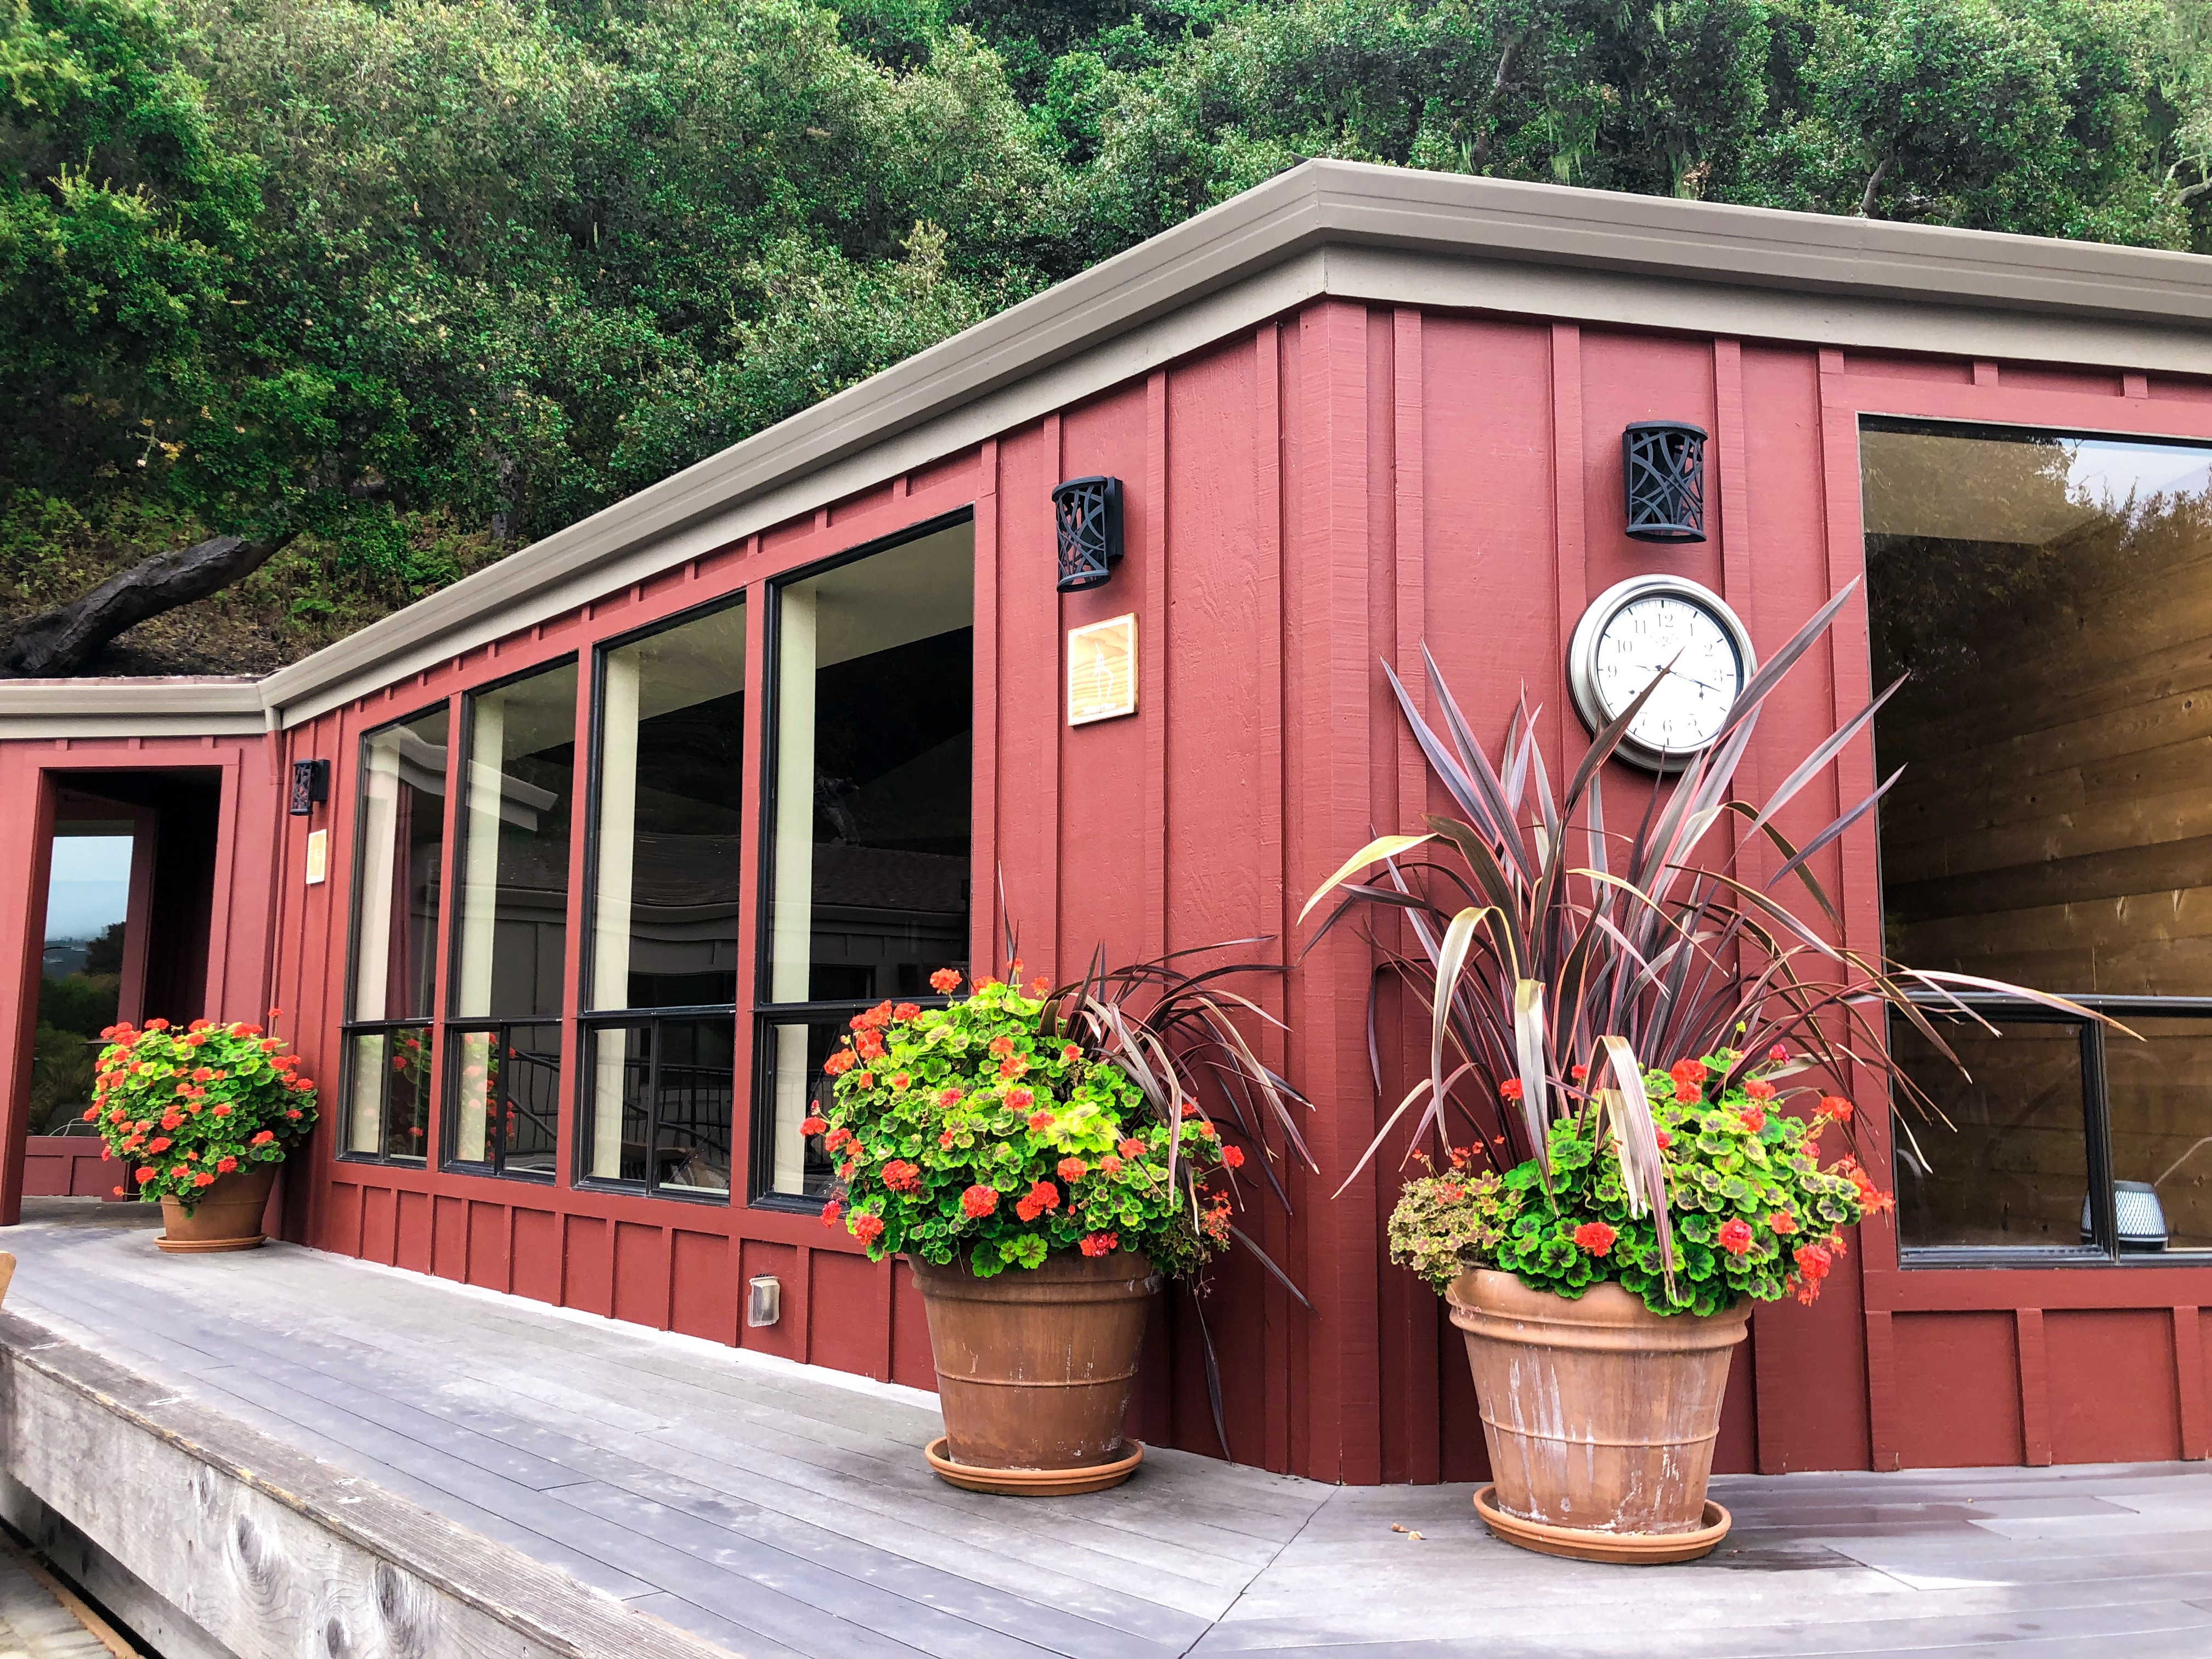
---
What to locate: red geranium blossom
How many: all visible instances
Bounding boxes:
[1498,1078,1523,1102]
[821,1199,843,1228]
[1005,1087,1034,1110]
[1572,1221,1617,1255]
[989,1035,1014,1058]
[1768,1043,1790,1063]
[1027,1111,1055,1131]
[1079,1232,1119,1257]
[853,1212,886,1246]
[1817,1095,1853,1122]
[1100,1155,1123,1176]
[996,1056,1027,1080]
[822,1049,856,1077]
[1221,1144,1245,1169]
[1768,1211,1798,1235]
[888,1072,911,1091]
[929,967,962,992]
[1668,1058,1708,1086]
[1060,1044,1081,1063]
[1014,1180,1060,1222]
[216,1156,238,1173]
[892,1003,921,1022]
[250,1130,275,1146]
[1117,1138,1146,1160]
[854,1031,885,1061]
[1739,1107,1766,1134]
[800,1115,829,1136]
[935,1088,961,1109]
[1028,977,1051,997]
[1745,1079,1776,1101]
[882,1160,923,1194]
[961,1185,1000,1218]
[1057,1157,1087,1182]
[1717,1218,1754,1255]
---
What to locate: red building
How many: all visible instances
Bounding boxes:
[3,162,2207,1482]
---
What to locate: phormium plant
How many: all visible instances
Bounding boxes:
[1309,582,2102,1310]
[86,1013,319,1208]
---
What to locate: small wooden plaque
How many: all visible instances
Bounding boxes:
[304,828,328,885]
[1067,613,1138,726]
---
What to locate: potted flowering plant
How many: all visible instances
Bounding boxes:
[1308,584,2100,1561]
[815,951,1308,1495]
[84,1012,319,1252]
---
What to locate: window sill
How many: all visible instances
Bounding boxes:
[571,1177,733,1206]
[1899,1245,2212,1271]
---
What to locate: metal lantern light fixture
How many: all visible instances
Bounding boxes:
[1053,476,1123,592]
[1622,421,1708,544]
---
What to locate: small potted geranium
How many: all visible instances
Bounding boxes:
[815,953,1306,1495]
[85,1012,319,1252]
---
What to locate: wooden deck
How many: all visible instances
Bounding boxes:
[5,1198,2212,1659]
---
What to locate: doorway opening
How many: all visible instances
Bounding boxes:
[25,769,223,1199]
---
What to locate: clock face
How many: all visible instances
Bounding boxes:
[1589,589,1745,757]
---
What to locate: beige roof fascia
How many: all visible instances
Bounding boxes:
[2,159,2205,736]
[0,679,269,742]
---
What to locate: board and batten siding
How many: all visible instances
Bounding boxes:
[5,296,2208,1482]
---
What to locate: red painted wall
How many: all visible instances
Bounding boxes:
[10,300,2210,1482]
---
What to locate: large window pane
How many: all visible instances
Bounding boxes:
[346,707,449,1158]
[1892,1017,2090,1252]
[759,522,972,1200]
[768,524,973,1005]
[453,662,578,1020]
[589,600,746,1008]
[2107,1017,2212,1252]
[1865,424,2210,997]
[349,708,449,1024]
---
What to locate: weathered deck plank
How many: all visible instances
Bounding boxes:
[5,1199,2211,1659]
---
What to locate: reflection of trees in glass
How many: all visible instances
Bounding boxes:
[1866,433,2209,700]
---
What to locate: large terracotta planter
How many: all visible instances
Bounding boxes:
[155,1163,279,1254]
[907,1249,1160,1496]
[1447,1267,1750,1563]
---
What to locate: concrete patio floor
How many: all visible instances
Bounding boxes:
[5,1197,2212,1659]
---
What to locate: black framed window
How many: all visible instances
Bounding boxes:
[579,597,747,1198]
[1865,419,2211,1263]
[444,658,577,1179]
[754,516,973,1204]
[342,704,451,1163]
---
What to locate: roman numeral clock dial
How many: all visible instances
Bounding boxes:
[1567,577,1756,772]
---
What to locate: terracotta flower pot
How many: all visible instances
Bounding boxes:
[907,1249,1160,1496]
[1447,1267,1750,1562]
[156,1163,279,1254]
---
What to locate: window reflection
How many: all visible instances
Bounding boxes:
[346,707,449,1161]
[1891,1017,2089,1252]
[453,662,577,1020]
[589,600,747,1011]
[1866,424,2209,996]
[761,522,973,1199]
[2107,1017,2212,1252]
[585,1017,733,1193]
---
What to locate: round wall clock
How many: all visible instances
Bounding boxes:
[1567,575,1756,771]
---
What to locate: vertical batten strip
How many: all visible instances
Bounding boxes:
[2175,1306,2208,1460]
[1252,323,1293,1475]
[973,440,1002,977]
[1389,306,1441,1484]
[1549,324,1586,758]
[1295,300,1381,1483]
[1144,371,1169,966]
[2017,1307,2053,1465]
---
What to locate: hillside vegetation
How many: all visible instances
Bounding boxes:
[4,0,2207,674]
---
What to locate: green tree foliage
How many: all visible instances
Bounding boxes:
[1,0,2203,672]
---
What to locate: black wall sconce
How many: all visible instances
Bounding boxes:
[1622,421,1708,544]
[289,758,330,816]
[1053,476,1123,592]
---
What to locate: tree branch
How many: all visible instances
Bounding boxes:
[0,531,297,678]
[1470,33,1526,172]
[1857,153,1894,218]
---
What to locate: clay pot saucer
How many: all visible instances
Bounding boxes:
[924,1436,1144,1497]
[1473,1484,1731,1564]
